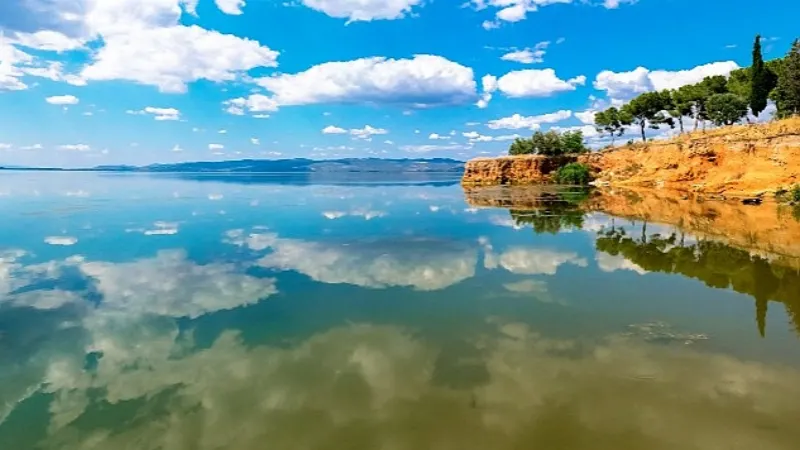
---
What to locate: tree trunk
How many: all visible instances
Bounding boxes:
[694,113,699,131]
[640,121,647,142]
[678,117,684,134]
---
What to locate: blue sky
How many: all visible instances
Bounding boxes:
[0,0,797,167]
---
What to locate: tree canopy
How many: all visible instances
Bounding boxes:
[508,130,588,156]
[621,91,674,142]
[775,39,800,118]
[706,93,749,126]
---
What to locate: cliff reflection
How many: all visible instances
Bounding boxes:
[464,186,800,337]
[596,226,799,337]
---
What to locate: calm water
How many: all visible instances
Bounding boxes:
[1,172,800,450]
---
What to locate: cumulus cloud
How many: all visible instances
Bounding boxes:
[209,144,224,150]
[254,55,477,108]
[322,125,348,134]
[226,230,477,291]
[81,25,279,93]
[299,0,424,22]
[128,106,181,121]
[500,41,549,64]
[79,250,277,319]
[472,0,575,29]
[595,252,647,275]
[224,94,279,116]
[44,236,78,246]
[487,110,573,130]
[322,125,387,139]
[45,94,79,105]
[484,245,588,275]
[497,69,585,98]
[476,74,498,108]
[594,61,740,100]
[215,0,246,14]
[24,318,800,450]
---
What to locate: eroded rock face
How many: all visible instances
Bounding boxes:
[462,118,800,196]
[461,155,577,186]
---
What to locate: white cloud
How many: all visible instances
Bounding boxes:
[472,0,574,29]
[575,109,596,124]
[250,138,260,145]
[171,145,183,152]
[59,144,90,151]
[128,107,181,121]
[81,25,279,93]
[484,246,588,275]
[10,30,85,52]
[44,236,78,246]
[487,110,572,130]
[299,0,423,22]
[218,129,228,134]
[0,143,12,150]
[80,250,276,319]
[226,230,477,291]
[476,74,498,108]
[254,55,476,108]
[215,0,246,14]
[428,133,447,140]
[497,69,585,98]
[500,41,549,64]
[350,125,388,139]
[549,124,599,138]
[224,94,279,116]
[595,252,647,275]
[209,144,225,150]
[322,125,347,134]
[594,61,739,100]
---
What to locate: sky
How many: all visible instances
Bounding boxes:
[0,0,797,167]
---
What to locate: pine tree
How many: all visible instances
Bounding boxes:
[749,35,770,117]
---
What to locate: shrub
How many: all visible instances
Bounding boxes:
[793,184,800,202]
[555,163,592,185]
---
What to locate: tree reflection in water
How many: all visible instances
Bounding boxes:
[595,225,800,338]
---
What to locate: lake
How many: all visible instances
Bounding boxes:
[1,172,800,450]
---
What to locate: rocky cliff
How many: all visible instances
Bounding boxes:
[462,117,800,197]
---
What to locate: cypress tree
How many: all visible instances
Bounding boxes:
[749,34,770,117]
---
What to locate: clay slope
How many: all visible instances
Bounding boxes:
[462,118,800,196]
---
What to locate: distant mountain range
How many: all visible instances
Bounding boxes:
[1,158,465,173]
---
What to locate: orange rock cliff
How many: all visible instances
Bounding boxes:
[461,118,800,197]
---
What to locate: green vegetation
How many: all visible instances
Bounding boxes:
[706,93,749,125]
[596,225,800,337]
[621,91,674,142]
[555,162,592,185]
[591,34,799,143]
[594,106,633,144]
[510,189,590,234]
[774,39,800,118]
[508,129,588,156]
[749,35,777,117]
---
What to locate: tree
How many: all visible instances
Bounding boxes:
[594,107,633,144]
[621,90,674,142]
[530,130,563,155]
[750,35,778,117]
[727,67,752,99]
[693,76,730,130]
[509,137,534,155]
[775,39,800,118]
[706,93,748,125]
[560,130,588,153]
[668,89,694,134]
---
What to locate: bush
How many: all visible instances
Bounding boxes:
[793,185,800,202]
[555,163,592,185]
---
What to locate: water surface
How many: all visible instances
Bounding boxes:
[1,172,800,450]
